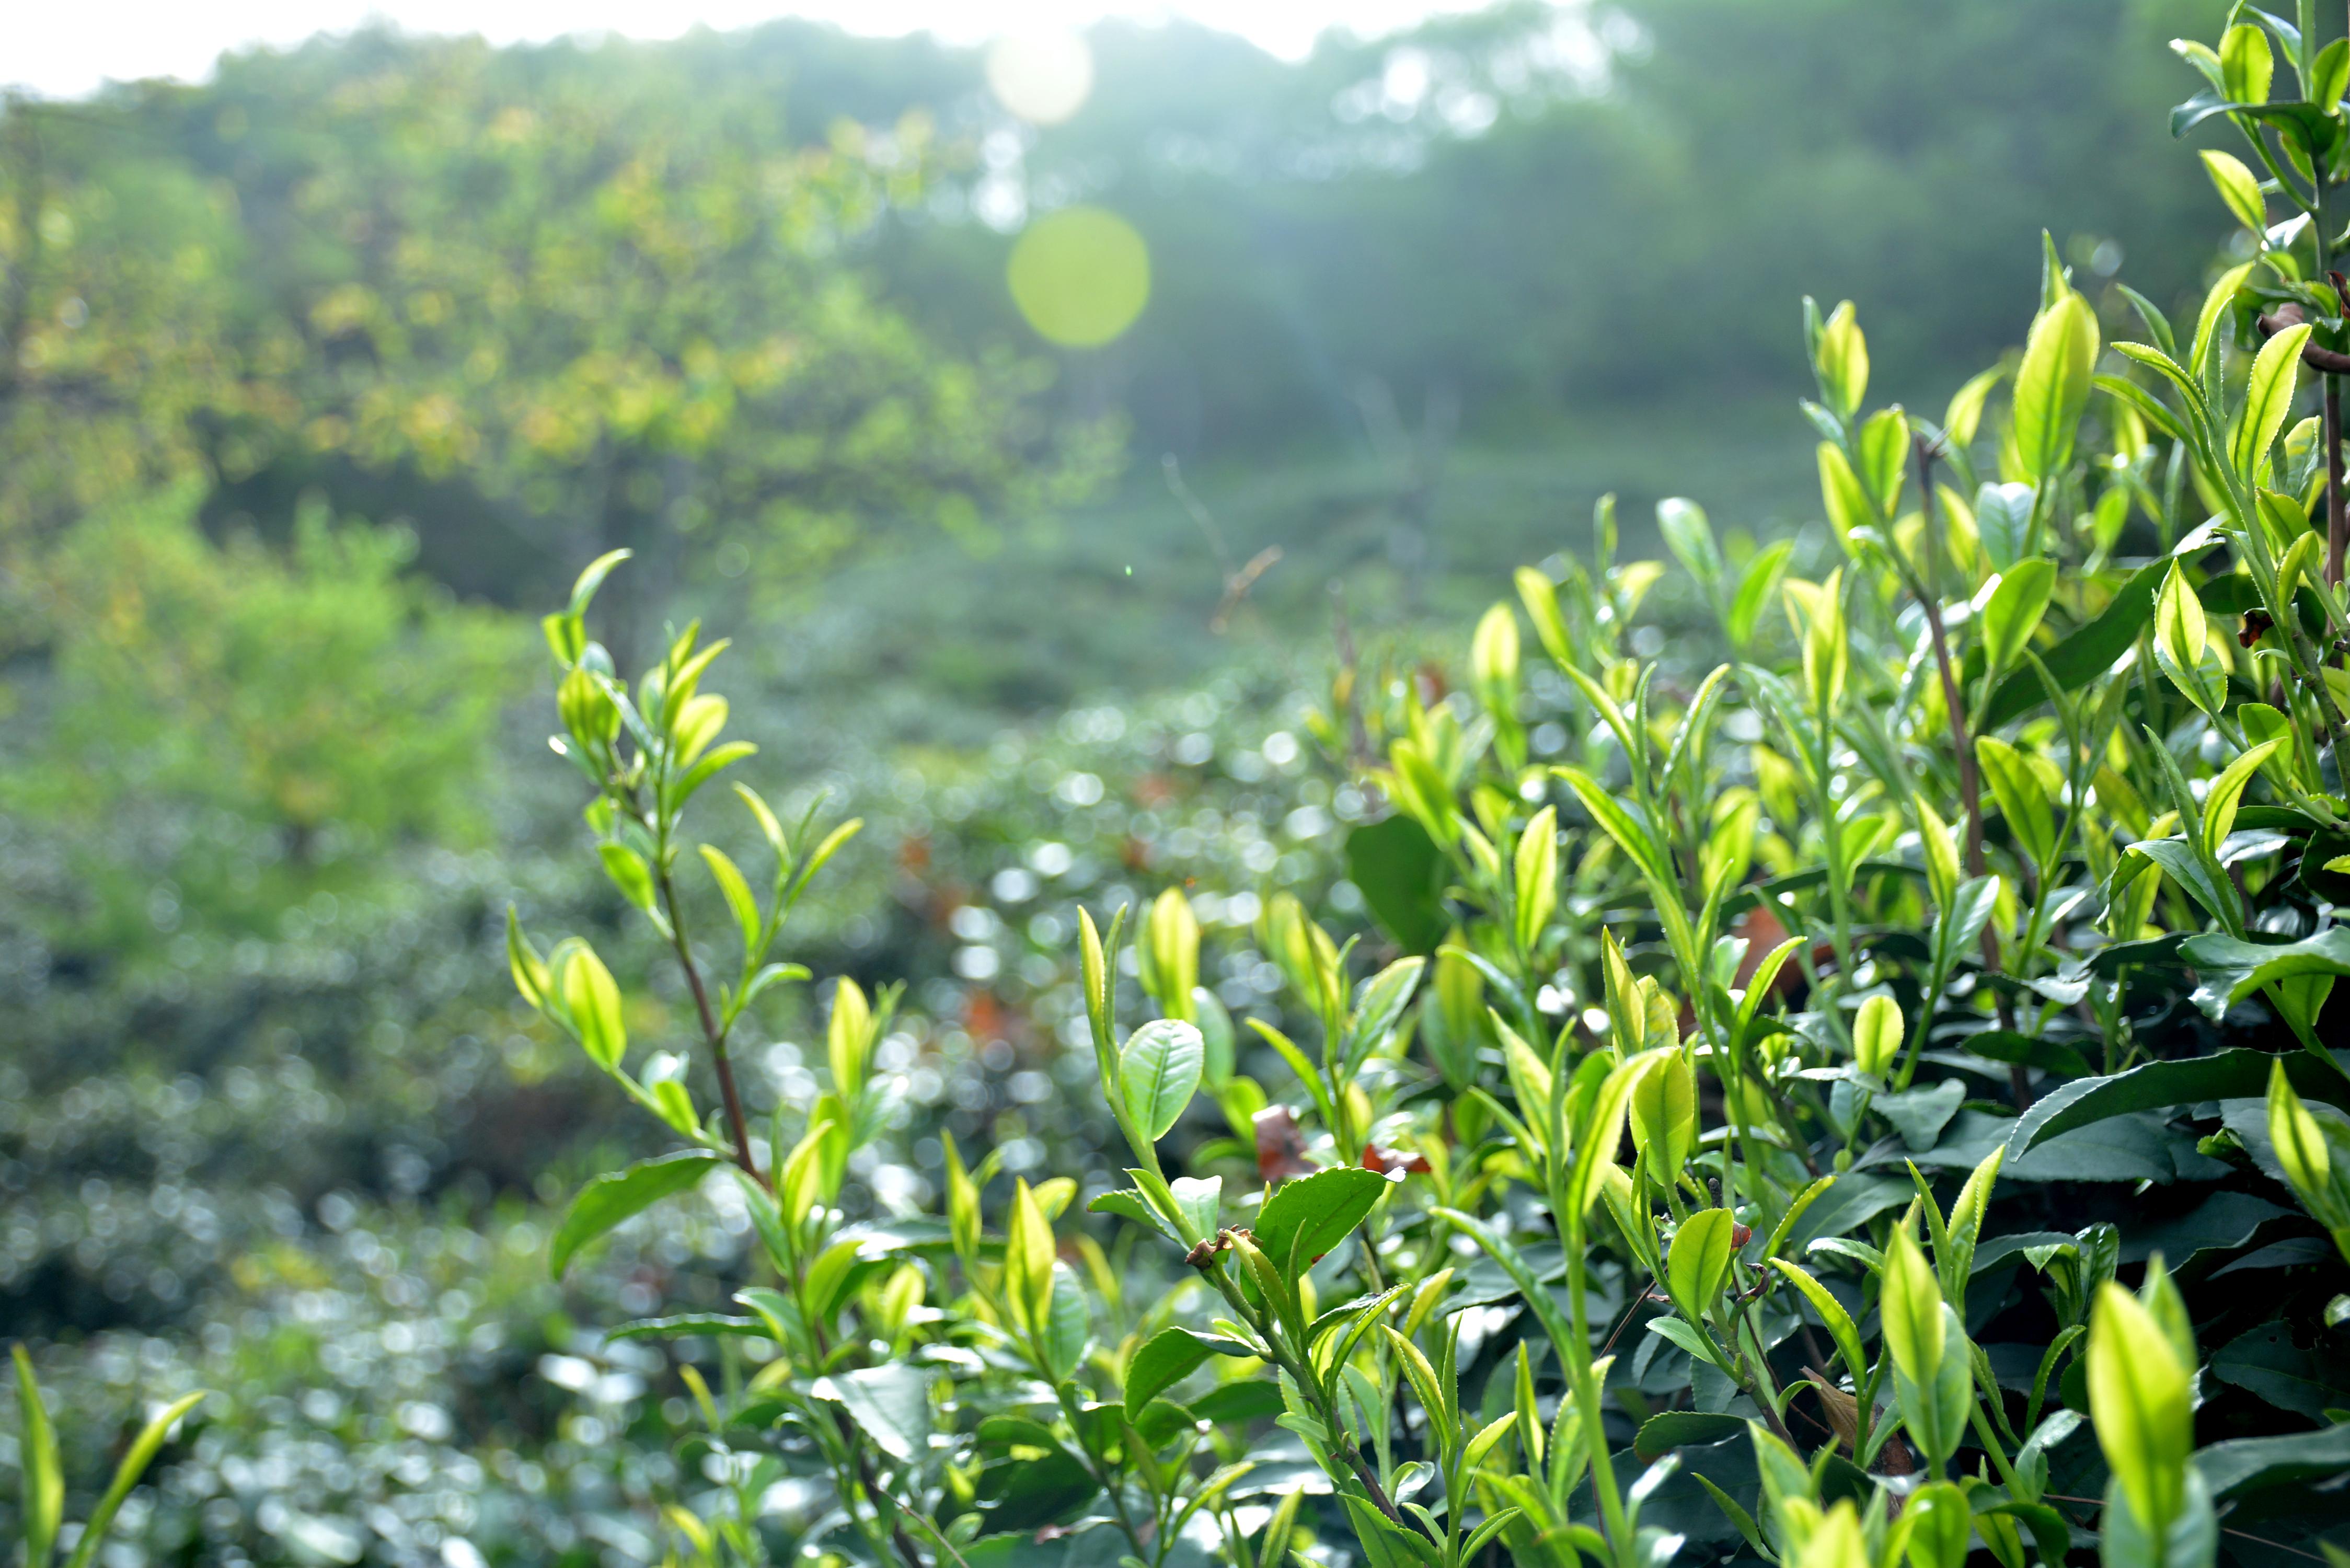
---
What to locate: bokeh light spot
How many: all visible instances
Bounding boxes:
[986,29,1094,125]
[1006,206,1150,349]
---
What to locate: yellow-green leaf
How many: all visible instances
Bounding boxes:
[598,843,658,914]
[1514,566,1573,667]
[561,943,627,1070]
[2153,562,2224,715]
[2013,292,2100,481]
[1816,299,1868,418]
[1979,559,2056,678]
[1142,887,1200,1020]
[1514,805,1558,954]
[1852,993,1904,1079]
[828,977,872,1098]
[506,908,551,1010]
[2267,1059,2344,1226]
[2199,148,2267,233]
[2234,322,2312,482]
[2087,1282,2193,1535]
[1667,1208,1736,1322]
[1816,442,1874,549]
[2201,739,2283,859]
[1944,366,2003,449]
[1121,1019,1206,1142]
[1975,736,2058,869]
[2221,21,2273,105]
[700,845,760,961]
[2193,263,2255,375]
[2314,36,2350,114]
[1857,407,1908,512]
[15,1346,62,1568]
[1628,1050,1698,1177]
[1005,1178,1057,1338]
[1879,1228,1945,1386]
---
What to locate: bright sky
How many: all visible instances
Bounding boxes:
[10,0,1494,99]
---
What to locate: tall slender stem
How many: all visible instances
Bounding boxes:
[2318,151,2346,590]
[655,866,767,1189]
[801,1265,929,1567]
[1562,1232,1632,1565]
[2328,374,2346,591]
[1913,440,1986,876]
[1197,1263,1430,1541]
[1910,439,2026,1101]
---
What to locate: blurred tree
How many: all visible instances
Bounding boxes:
[0,96,282,628]
[156,36,1115,650]
[3,485,522,962]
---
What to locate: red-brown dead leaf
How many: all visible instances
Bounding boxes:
[1360,1143,1432,1176]
[1254,1104,1317,1185]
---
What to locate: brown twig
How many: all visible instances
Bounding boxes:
[2257,306,2350,373]
[655,864,766,1189]
[1912,437,2028,1106]
[1164,455,1282,632]
[1911,438,1986,878]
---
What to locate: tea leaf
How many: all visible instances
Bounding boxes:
[551,1151,724,1277]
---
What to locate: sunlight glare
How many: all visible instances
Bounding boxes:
[985,28,1094,124]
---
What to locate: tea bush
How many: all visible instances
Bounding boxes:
[21,3,2350,1566]
[0,638,1370,1568]
[498,9,2350,1567]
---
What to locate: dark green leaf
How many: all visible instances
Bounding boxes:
[1346,815,1449,953]
[1189,1382,1288,1425]
[812,1364,930,1463]
[1878,1079,1965,1151]
[2194,1422,2350,1497]
[2210,1322,2350,1420]
[1344,958,1425,1077]
[1980,558,2167,730]
[1123,1327,1255,1416]
[2120,1190,2291,1266]
[1960,1030,2094,1079]
[974,1449,1099,1532]
[1255,1166,1393,1278]
[600,1313,766,1343]
[2006,1048,2350,1158]
[550,1151,723,1277]
[1088,1187,1172,1239]
[1788,1175,1911,1250]
[1634,1411,1747,1460]
[2180,928,2350,1006]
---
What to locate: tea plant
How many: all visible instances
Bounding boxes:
[11,1348,205,1568]
[503,7,2350,1566]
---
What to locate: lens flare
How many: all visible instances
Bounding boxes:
[1006,206,1150,349]
[986,29,1094,125]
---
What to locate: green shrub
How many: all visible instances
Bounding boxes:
[4,485,521,960]
[519,166,2350,1561]
[25,2,2348,1564]
[501,8,2350,1565]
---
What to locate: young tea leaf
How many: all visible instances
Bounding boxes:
[1120,1019,1206,1143]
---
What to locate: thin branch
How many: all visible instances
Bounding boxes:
[654,864,766,1190]
[1912,437,2028,1105]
